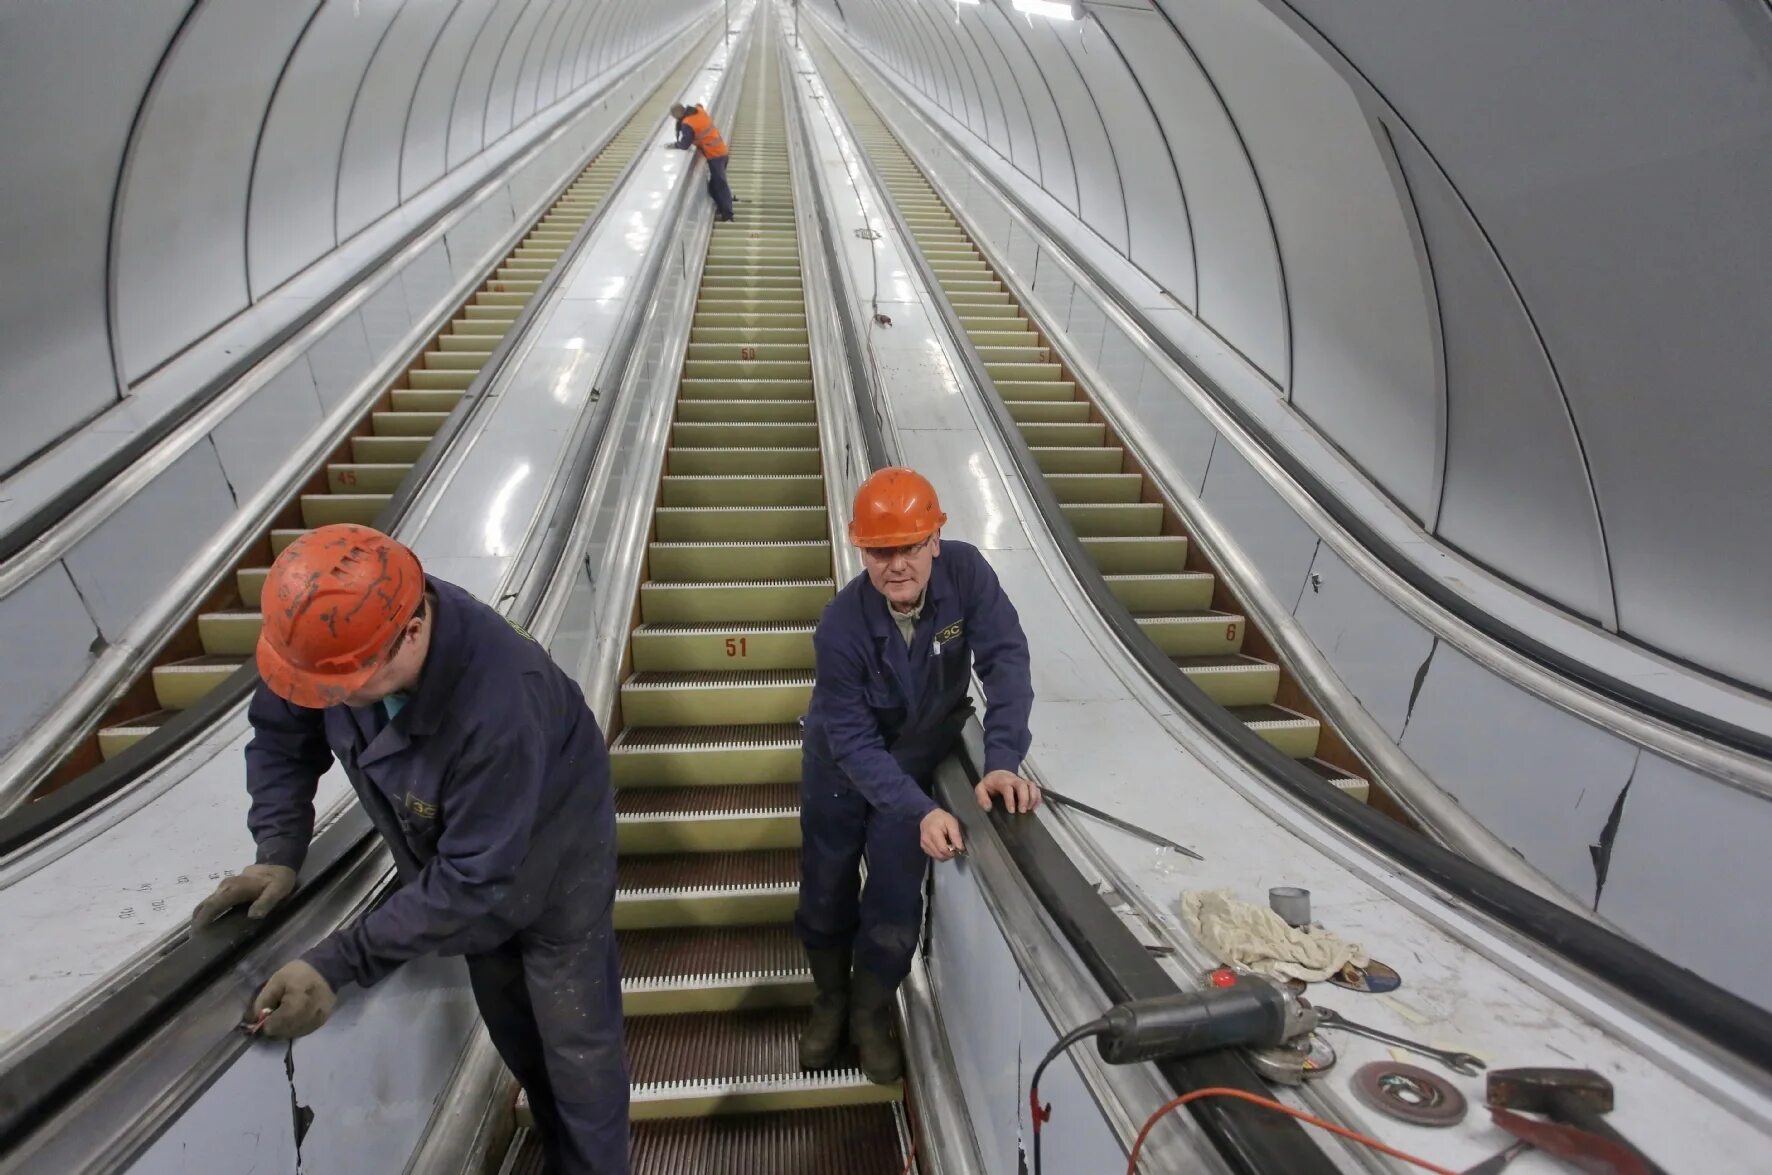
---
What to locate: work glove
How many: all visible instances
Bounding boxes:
[919,808,964,861]
[249,959,336,1040]
[190,863,297,930]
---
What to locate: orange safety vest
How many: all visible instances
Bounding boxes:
[681,107,728,159]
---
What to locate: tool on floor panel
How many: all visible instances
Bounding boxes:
[1310,1005,1485,1076]
[1463,1138,1532,1175]
[1486,1068,1665,1175]
[1027,976,1316,1174]
[1041,787,1204,861]
[1350,1061,1467,1127]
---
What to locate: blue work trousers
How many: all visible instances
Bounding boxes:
[795,705,972,984]
[705,154,734,220]
[466,888,629,1173]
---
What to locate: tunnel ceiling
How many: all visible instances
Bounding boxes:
[813,0,1772,695]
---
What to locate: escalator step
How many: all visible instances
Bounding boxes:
[619,924,804,984]
[628,1105,906,1171]
[616,784,800,854]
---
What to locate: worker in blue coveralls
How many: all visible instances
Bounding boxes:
[797,467,1040,1083]
[190,524,628,1175]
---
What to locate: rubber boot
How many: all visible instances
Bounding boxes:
[849,968,903,1084]
[798,947,851,1069]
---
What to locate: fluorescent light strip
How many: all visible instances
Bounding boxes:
[1014,0,1078,19]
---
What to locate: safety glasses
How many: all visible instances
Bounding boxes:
[861,535,934,564]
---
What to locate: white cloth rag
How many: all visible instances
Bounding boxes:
[1180,889,1368,983]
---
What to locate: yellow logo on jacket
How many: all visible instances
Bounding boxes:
[937,621,964,644]
[404,793,438,819]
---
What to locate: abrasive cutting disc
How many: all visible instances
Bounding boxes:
[1350,1061,1467,1127]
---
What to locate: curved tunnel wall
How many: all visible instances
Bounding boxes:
[809,0,1772,696]
[0,0,712,478]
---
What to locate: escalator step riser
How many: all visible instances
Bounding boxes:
[1106,572,1215,613]
[640,582,832,626]
[1176,658,1282,708]
[1007,400,1092,424]
[327,464,412,494]
[624,1105,905,1169]
[686,343,810,360]
[672,418,818,442]
[353,436,429,463]
[391,389,464,413]
[1060,502,1164,537]
[1137,614,1246,657]
[631,626,816,672]
[410,369,476,391]
[659,506,829,542]
[197,612,261,656]
[647,542,832,582]
[659,476,825,509]
[676,402,815,425]
[238,567,268,607]
[667,447,821,476]
[1081,535,1190,574]
[152,660,241,710]
[677,379,814,401]
[620,679,814,727]
[1032,447,1124,474]
[373,411,449,437]
[611,728,802,789]
[1047,473,1146,504]
[301,494,389,528]
[681,360,811,380]
[423,351,491,371]
[618,816,801,856]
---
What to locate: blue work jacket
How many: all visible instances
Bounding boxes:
[243,577,614,991]
[802,540,1033,822]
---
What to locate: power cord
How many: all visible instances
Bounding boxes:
[1026,1016,1109,1175]
[1126,1087,1458,1175]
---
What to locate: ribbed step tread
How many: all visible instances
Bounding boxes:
[633,622,817,635]
[618,849,800,893]
[617,784,799,818]
[613,724,803,751]
[618,924,805,983]
[626,1107,905,1174]
[627,1007,822,1085]
[626,669,816,688]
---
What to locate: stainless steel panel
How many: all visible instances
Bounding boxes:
[1094,7,1287,386]
[447,0,532,170]
[1018,978,1123,1175]
[511,0,574,128]
[1158,0,1441,522]
[208,358,325,504]
[62,442,238,641]
[1062,15,1196,306]
[282,957,480,1172]
[115,0,318,381]
[401,0,500,199]
[401,238,457,325]
[1391,131,1615,627]
[0,564,103,753]
[1197,442,1318,611]
[1400,642,1639,904]
[1292,541,1436,739]
[1016,18,1128,253]
[1131,357,1217,496]
[0,0,188,474]
[1600,753,1772,1009]
[955,6,1042,179]
[359,277,416,357]
[975,6,1078,213]
[483,0,554,145]
[928,862,1023,1175]
[1029,246,1076,336]
[125,1047,299,1173]
[337,0,462,241]
[1282,0,1772,690]
[306,311,377,411]
[247,0,408,296]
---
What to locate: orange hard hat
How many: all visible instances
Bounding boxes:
[848,467,947,548]
[256,524,426,709]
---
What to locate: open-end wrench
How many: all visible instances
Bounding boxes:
[1312,1006,1486,1076]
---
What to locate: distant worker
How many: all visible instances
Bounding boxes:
[796,468,1039,1082]
[190,524,628,1175]
[670,100,734,222]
